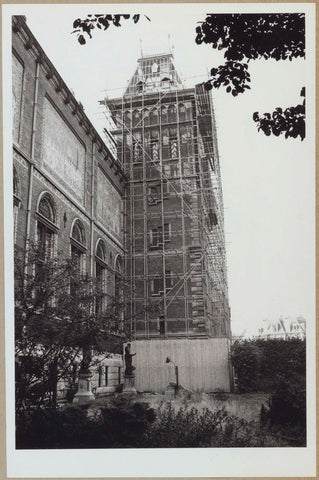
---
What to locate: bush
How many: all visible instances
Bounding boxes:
[260,374,306,446]
[231,338,306,393]
[97,396,156,447]
[142,404,226,447]
[141,404,290,448]
[16,398,156,449]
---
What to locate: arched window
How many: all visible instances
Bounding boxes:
[132,109,140,127]
[95,239,107,313]
[70,220,86,273]
[150,108,159,126]
[13,166,21,244]
[179,103,187,122]
[115,255,122,275]
[114,255,123,320]
[36,193,57,261]
[143,108,150,126]
[161,105,168,124]
[124,111,131,127]
[168,104,177,123]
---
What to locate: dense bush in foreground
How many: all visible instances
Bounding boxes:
[16,398,295,449]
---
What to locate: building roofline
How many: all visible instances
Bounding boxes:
[137,52,173,61]
[12,15,126,182]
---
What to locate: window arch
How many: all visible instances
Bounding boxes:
[71,219,86,246]
[70,219,86,274]
[124,111,131,127]
[36,193,57,260]
[114,255,123,274]
[95,239,107,313]
[132,109,140,127]
[143,108,150,126]
[114,255,123,317]
[150,108,159,126]
[161,105,168,124]
[13,166,19,197]
[96,239,107,262]
[38,193,56,224]
[13,166,21,244]
[178,103,187,122]
[168,104,177,123]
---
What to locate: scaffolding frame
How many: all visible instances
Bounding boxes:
[105,56,230,340]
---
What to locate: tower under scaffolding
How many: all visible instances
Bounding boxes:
[103,53,232,392]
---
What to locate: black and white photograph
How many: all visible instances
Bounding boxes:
[3,3,316,478]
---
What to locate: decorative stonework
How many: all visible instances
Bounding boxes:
[41,98,86,205]
[96,166,123,240]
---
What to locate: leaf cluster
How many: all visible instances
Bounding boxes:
[205,60,251,96]
[72,14,150,45]
[196,14,305,63]
[253,87,305,140]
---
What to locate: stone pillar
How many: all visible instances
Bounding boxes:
[122,374,137,395]
[73,371,95,404]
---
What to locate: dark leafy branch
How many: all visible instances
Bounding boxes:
[195,13,305,139]
[72,14,150,45]
[253,87,305,140]
[205,61,251,96]
[196,13,305,94]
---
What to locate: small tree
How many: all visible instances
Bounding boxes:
[15,243,128,409]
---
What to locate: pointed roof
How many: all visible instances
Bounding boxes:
[124,53,183,97]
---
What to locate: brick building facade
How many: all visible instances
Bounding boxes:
[12,16,125,395]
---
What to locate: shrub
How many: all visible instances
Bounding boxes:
[16,398,156,449]
[141,404,291,448]
[259,374,306,446]
[97,396,156,447]
[231,338,306,393]
[142,404,227,447]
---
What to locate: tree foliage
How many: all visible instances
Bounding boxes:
[72,14,150,45]
[195,13,305,139]
[15,244,127,408]
[253,87,305,140]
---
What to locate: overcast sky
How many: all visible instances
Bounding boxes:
[11,4,315,336]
